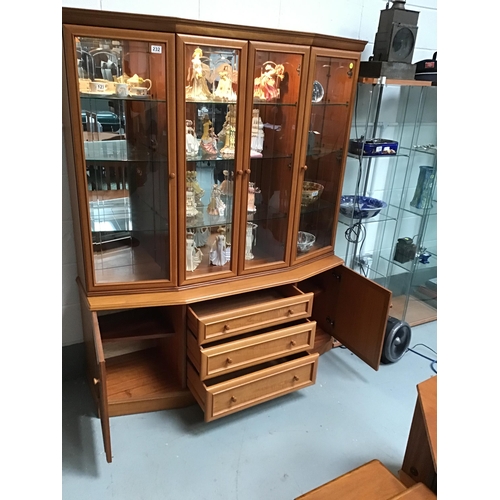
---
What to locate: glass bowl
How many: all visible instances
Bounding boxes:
[301,182,324,207]
[297,231,316,253]
[339,195,387,219]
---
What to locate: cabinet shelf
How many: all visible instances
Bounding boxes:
[80,93,166,103]
[104,347,186,410]
[186,152,293,163]
[98,308,175,342]
[347,152,410,160]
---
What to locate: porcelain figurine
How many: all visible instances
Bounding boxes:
[200,114,218,157]
[253,61,285,101]
[186,171,204,206]
[209,227,229,266]
[245,222,258,260]
[250,109,265,157]
[186,120,200,157]
[193,227,210,247]
[220,105,236,158]
[207,184,226,216]
[186,233,203,272]
[186,189,199,218]
[247,182,260,213]
[220,170,234,196]
[186,47,213,101]
[213,63,237,101]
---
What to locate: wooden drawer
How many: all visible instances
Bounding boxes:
[188,320,316,381]
[187,352,319,422]
[187,285,314,345]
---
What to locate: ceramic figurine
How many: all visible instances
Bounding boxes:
[193,227,210,247]
[253,61,285,101]
[213,63,237,101]
[220,170,234,196]
[186,120,200,157]
[250,109,265,157]
[209,227,229,266]
[247,182,260,213]
[186,171,205,206]
[207,184,226,216]
[245,222,258,260]
[220,105,236,158]
[186,232,203,272]
[186,188,199,218]
[186,47,213,101]
[200,114,218,157]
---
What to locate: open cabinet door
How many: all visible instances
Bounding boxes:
[91,313,112,463]
[314,265,392,370]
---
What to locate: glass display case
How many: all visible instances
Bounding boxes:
[336,79,437,326]
[64,27,178,291]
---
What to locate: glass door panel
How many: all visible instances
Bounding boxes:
[241,45,308,272]
[74,32,175,286]
[179,38,247,283]
[295,53,356,262]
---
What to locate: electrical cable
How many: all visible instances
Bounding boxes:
[404,343,437,373]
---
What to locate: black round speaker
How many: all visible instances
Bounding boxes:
[381,316,411,364]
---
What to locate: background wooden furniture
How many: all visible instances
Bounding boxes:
[400,376,437,493]
[63,8,394,463]
[295,459,437,500]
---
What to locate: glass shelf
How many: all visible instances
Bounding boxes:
[80,93,167,103]
[84,140,168,162]
[311,102,349,107]
[337,212,396,227]
[347,152,410,160]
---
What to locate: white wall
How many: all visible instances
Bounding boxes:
[61,0,438,346]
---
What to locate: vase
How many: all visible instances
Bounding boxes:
[410,165,436,209]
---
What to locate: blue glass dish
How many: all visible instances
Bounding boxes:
[339,195,387,219]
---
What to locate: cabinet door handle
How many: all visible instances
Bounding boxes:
[245,169,251,175]
[230,396,237,403]
[293,375,299,382]
[169,172,176,179]
[237,170,243,175]
[223,324,230,331]
[287,309,294,316]
[290,340,296,347]
[93,378,99,385]
[226,357,233,364]
[302,165,308,171]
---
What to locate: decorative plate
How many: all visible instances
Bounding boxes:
[312,80,324,102]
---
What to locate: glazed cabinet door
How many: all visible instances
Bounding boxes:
[177,35,248,284]
[292,48,360,263]
[238,42,310,274]
[63,26,178,293]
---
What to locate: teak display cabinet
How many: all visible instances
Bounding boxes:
[62,7,392,463]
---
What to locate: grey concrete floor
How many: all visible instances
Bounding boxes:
[62,321,437,499]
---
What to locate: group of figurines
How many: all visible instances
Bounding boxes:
[186,106,264,159]
[186,222,258,272]
[185,169,260,271]
[185,47,285,103]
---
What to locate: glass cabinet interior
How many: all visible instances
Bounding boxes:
[181,41,244,281]
[336,82,437,325]
[242,47,306,272]
[73,33,175,287]
[296,54,356,263]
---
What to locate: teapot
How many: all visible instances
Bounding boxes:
[127,74,152,91]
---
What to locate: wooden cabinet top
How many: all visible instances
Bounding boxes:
[417,375,437,468]
[62,7,368,53]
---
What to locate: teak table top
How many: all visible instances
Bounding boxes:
[417,376,437,469]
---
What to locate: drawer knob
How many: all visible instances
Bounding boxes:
[287,309,294,315]
[293,375,300,382]
[290,340,296,347]
[223,324,230,331]
[226,357,233,364]
[230,396,237,403]
[93,378,99,385]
